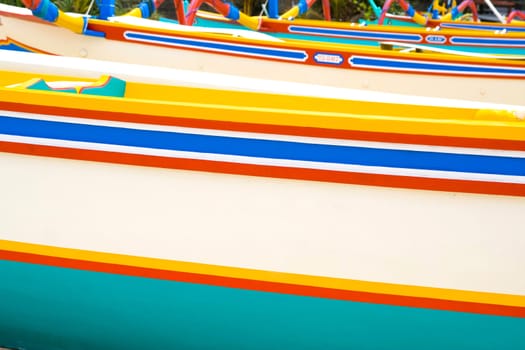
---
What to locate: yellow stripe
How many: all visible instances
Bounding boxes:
[237,13,261,31]
[1,239,524,307]
[1,82,524,142]
[280,6,300,19]
[55,10,85,34]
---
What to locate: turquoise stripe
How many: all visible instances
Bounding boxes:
[0,260,524,349]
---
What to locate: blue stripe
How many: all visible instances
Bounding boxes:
[1,116,524,177]
[124,32,308,61]
[441,23,525,33]
[450,37,525,46]
[349,56,525,75]
[288,26,422,42]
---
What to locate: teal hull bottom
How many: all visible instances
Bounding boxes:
[1,260,524,350]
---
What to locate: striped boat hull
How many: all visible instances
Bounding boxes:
[1,4,525,104]
[1,54,525,349]
[191,12,525,56]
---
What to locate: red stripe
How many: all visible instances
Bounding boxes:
[2,101,525,151]
[1,141,525,197]
[1,249,524,318]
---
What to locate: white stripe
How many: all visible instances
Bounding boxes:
[2,134,525,184]
[3,110,525,158]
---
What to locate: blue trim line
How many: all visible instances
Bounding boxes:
[85,28,106,37]
[450,37,525,46]
[349,56,525,76]
[1,116,524,176]
[287,26,423,42]
[124,32,308,61]
[440,23,525,33]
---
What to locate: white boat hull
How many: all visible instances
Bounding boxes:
[1,151,525,295]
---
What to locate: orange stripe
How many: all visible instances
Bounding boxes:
[1,249,524,317]
[2,101,525,151]
[1,141,525,197]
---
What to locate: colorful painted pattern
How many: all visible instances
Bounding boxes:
[348,55,525,76]
[0,103,524,197]
[86,21,525,78]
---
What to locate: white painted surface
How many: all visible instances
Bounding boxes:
[1,152,524,295]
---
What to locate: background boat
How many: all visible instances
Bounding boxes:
[367,0,525,31]
[187,9,525,56]
[1,3,525,105]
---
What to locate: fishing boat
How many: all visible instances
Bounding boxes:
[1,50,525,350]
[179,0,525,55]
[185,0,525,36]
[1,3,525,105]
[188,8,525,56]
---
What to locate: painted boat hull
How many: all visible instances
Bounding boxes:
[1,5,525,105]
[1,54,525,349]
[191,11,525,56]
